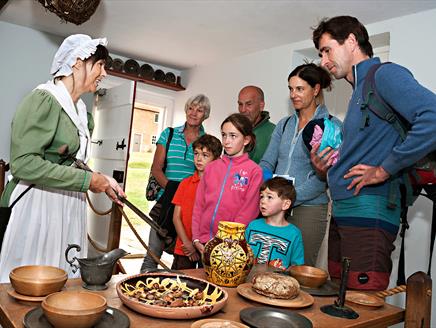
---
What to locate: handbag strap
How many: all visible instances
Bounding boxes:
[9,183,35,209]
[7,150,74,209]
[162,127,174,173]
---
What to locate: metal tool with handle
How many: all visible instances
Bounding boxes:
[59,146,170,242]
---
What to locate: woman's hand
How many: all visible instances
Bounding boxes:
[89,172,125,206]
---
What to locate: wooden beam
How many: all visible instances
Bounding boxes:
[405,271,432,327]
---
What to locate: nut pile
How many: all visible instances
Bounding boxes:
[121,276,222,307]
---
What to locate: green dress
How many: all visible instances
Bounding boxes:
[1,90,93,206]
[0,88,94,282]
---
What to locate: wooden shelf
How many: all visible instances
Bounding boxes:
[107,69,186,91]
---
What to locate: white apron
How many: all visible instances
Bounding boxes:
[0,81,91,282]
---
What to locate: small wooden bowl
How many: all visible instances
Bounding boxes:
[42,291,107,328]
[9,265,67,297]
[288,265,328,288]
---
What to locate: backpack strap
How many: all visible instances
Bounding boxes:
[162,127,174,173]
[429,198,436,276]
[422,184,436,276]
[361,62,409,140]
[282,116,291,134]
[361,62,426,284]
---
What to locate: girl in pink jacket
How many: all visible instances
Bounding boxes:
[192,113,263,254]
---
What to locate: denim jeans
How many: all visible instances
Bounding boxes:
[140,228,165,272]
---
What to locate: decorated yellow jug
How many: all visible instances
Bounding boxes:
[202,221,254,287]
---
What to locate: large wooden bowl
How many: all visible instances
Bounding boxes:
[9,265,67,297]
[116,272,228,319]
[288,265,328,288]
[41,291,107,328]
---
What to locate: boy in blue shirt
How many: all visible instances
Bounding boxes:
[245,177,304,270]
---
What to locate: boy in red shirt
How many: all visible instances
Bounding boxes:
[171,134,222,269]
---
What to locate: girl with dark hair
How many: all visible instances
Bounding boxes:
[191,113,263,254]
[259,63,342,267]
[0,34,125,282]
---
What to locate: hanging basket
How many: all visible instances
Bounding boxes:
[37,0,101,25]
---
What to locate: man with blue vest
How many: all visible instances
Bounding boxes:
[311,16,436,290]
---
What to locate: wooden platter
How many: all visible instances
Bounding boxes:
[346,291,385,308]
[236,283,314,308]
[191,318,249,328]
[7,289,45,303]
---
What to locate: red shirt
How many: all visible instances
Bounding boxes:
[172,171,200,256]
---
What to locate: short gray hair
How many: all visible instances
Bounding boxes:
[184,94,211,119]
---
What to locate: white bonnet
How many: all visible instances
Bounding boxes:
[50,34,108,78]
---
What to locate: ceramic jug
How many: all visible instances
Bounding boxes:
[202,221,253,287]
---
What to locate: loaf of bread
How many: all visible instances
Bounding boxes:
[252,272,300,299]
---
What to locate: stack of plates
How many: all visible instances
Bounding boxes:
[165,72,176,84]
[139,64,154,79]
[153,69,166,82]
[104,56,113,70]
[124,59,140,75]
[112,58,124,72]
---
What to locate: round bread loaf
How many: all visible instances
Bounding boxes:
[252,272,300,299]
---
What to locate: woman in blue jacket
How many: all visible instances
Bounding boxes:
[260,63,341,266]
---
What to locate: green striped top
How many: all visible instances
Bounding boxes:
[156,124,205,199]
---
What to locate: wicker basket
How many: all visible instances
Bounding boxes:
[37,0,101,25]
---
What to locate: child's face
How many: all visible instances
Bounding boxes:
[194,146,215,173]
[221,122,250,157]
[259,188,291,217]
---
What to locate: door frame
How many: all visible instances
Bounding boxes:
[90,77,176,253]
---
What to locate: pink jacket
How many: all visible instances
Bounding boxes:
[192,153,263,243]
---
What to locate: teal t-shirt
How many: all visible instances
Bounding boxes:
[245,218,304,269]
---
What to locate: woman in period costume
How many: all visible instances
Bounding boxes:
[0,34,125,282]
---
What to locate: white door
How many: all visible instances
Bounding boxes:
[132,133,142,152]
[87,81,136,253]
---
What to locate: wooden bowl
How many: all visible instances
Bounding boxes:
[116,272,228,319]
[42,291,107,328]
[288,265,328,288]
[9,265,67,297]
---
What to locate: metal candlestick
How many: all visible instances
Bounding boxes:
[321,257,359,319]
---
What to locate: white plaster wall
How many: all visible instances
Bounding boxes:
[174,41,299,137]
[0,21,62,162]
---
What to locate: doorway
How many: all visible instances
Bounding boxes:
[88,75,176,273]
[120,102,175,272]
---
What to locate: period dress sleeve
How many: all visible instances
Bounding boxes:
[9,90,92,191]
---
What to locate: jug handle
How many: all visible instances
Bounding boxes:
[65,244,81,273]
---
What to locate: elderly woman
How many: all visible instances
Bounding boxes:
[141,94,211,272]
[0,34,125,282]
[260,63,342,267]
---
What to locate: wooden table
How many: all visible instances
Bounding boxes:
[0,269,404,328]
